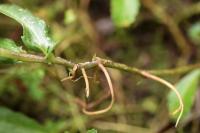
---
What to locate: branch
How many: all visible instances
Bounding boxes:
[1,48,200,76]
[0,48,75,67]
[100,58,200,76]
[175,2,200,23]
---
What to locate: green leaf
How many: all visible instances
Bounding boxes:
[87,129,97,133]
[0,4,56,56]
[168,69,200,120]
[111,0,140,27]
[0,38,22,63]
[188,22,200,45]
[0,106,47,133]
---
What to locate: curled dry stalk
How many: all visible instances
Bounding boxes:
[81,68,90,98]
[82,60,115,115]
[59,58,183,126]
[140,71,183,127]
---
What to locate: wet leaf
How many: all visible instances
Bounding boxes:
[0,4,56,56]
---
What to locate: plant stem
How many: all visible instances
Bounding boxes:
[0,48,75,67]
[1,48,200,76]
[100,58,200,76]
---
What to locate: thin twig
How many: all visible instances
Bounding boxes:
[148,63,200,75]
[1,48,200,76]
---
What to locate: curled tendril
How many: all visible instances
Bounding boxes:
[140,71,183,127]
[61,58,183,127]
[82,61,115,115]
[81,68,90,98]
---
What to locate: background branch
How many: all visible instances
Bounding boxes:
[142,0,191,59]
[175,2,200,23]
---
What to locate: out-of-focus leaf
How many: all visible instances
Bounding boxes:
[188,22,200,45]
[0,106,47,133]
[168,69,200,120]
[87,129,97,133]
[17,68,45,101]
[0,4,56,56]
[111,0,140,27]
[141,97,157,113]
[0,38,22,63]
[45,120,68,133]
[64,9,76,25]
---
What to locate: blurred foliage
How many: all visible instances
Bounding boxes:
[111,0,140,27]
[16,67,45,101]
[0,107,47,133]
[0,0,200,133]
[188,22,200,45]
[86,129,97,133]
[64,9,77,25]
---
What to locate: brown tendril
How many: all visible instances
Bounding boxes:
[82,61,115,115]
[81,68,90,98]
[140,71,183,127]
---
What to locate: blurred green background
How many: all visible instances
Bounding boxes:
[0,0,200,133]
